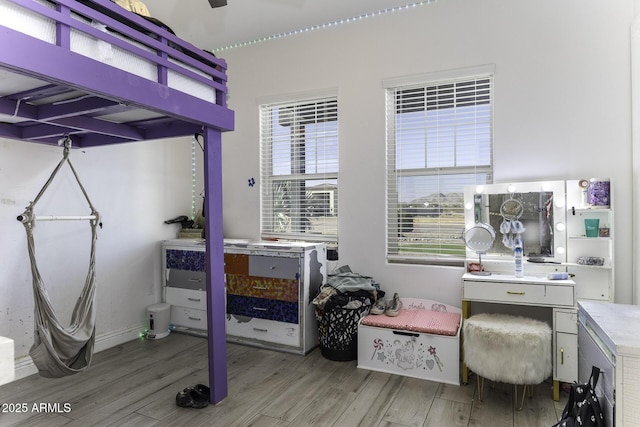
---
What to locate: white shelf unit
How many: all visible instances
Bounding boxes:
[565,179,614,303]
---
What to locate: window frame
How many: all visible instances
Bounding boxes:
[384,65,495,265]
[258,89,339,243]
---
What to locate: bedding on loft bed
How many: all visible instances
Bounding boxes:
[0,0,234,147]
[0,0,232,403]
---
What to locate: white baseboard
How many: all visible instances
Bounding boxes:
[13,323,146,381]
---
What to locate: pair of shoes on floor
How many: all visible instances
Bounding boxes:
[176,384,210,409]
[370,293,402,317]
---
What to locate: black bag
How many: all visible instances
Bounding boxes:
[552,366,605,427]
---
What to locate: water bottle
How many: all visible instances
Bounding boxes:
[514,242,524,278]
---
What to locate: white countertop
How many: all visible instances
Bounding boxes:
[579,300,640,357]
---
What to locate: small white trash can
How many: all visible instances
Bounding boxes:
[147,303,171,339]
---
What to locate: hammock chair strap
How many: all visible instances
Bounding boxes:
[20,138,100,378]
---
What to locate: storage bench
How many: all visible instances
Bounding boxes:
[357,298,461,385]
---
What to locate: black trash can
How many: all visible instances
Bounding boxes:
[315,295,373,361]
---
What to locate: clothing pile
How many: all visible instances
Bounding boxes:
[313,265,383,361]
[312,265,381,312]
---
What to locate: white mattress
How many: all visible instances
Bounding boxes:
[0,0,216,104]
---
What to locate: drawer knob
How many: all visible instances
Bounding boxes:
[188,316,201,321]
[253,327,268,333]
[561,347,564,364]
[506,291,526,296]
[188,298,201,302]
[253,307,268,312]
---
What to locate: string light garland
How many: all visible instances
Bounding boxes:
[211,0,436,53]
[191,135,198,220]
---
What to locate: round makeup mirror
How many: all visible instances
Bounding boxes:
[464,223,496,275]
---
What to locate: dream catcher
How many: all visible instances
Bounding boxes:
[499,196,525,249]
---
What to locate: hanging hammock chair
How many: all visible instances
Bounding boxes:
[18,138,101,378]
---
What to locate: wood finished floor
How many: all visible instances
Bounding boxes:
[0,333,567,426]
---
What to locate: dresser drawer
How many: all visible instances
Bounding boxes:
[170,306,207,330]
[463,280,574,307]
[249,256,299,280]
[166,269,206,291]
[166,287,207,310]
[224,253,249,275]
[226,274,298,302]
[226,316,300,348]
[166,248,205,272]
[227,295,299,324]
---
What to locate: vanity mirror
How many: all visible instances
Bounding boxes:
[463,223,495,275]
[463,181,567,264]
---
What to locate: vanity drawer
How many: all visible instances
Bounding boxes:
[166,287,207,311]
[166,269,206,291]
[226,274,298,302]
[170,306,207,330]
[555,309,578,334]
[463,280,574,307]
[249,256,299,280]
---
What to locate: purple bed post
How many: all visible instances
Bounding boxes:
[203,126,228,403]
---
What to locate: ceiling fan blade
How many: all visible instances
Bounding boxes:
[208,0,227,7]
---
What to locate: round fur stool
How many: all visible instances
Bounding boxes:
[463,313,552,410]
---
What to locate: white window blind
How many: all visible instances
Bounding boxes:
[260,95,338,242]
[386,69,493,263]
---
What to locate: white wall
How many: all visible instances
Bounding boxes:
[220,0,637,306]
[0,136,194,377]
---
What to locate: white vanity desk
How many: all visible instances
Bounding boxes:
[462,272,576,400]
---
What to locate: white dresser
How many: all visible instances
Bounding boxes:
[224,240,326,354]
[162,239,208,332]
[162,239,326,354]
[578,300,640,427]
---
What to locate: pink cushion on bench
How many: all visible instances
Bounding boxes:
[361,309,461,336]
[410,310,461,336]
[360,309,416,330]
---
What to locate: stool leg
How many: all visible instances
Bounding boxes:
[514,384,527,411]
[477,375,484,402]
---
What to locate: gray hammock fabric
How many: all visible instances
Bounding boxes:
[20,141,100,378]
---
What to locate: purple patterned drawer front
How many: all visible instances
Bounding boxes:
[166,249,206,272]
[227,295,299,324]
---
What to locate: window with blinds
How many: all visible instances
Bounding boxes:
[260,95,338,242]
[385,67,494,264]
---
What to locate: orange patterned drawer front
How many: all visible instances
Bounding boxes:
[224,253,249,275]
[226,275,298,302]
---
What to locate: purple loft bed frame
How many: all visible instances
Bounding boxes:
[0,0,233,403]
